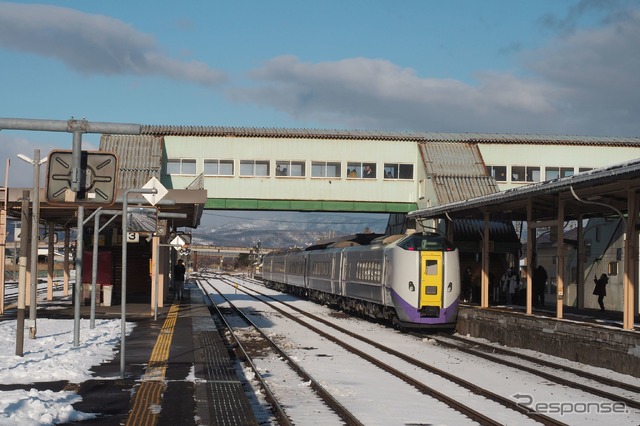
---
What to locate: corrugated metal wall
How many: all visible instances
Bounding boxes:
[419,142,499,204]
[100,135,164,189]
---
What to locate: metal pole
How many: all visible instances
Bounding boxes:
[73,206,84,347]
[63,227,70,296]
[0,159,9,315]
[71,130,83,200]
[153,236,159,321]
[90,209,102,329]
[0,117,141,135]
[28,149,40,339]
[16,191,29,356]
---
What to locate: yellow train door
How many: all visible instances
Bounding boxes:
[420,251,443,309]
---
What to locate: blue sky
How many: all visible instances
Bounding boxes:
[1,1,639,226]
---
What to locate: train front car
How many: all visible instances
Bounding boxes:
[387,233,461,328]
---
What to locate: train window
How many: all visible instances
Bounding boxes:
[347,162,376,179]
[398,234,455,251]
[312,161,341,178]
[486,165,507,182]
[276,160,305,177]
[166,158,196,175]
[383,163,413,180]
[425,259,438,275]
[204,159,234,176]
[240,160,270,176]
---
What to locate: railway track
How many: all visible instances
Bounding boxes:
[426,333,640,410]
[242,274,640,412]
[2,280,66,308]
[200,272,578,425]
[198,276,361,425]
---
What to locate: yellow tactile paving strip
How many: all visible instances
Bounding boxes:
[125,302,180,426]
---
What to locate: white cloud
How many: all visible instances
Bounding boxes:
[233,8,640,136]
[0,3,226,86]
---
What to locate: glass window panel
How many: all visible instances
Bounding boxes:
[529,167,541,182]
[203,159,218,175]
[492,166,507,182]
[347,162,360,178]
[166,159,180,175]
[255,161,269,176]
[327,162,340,177]
[383,164,397,179]
[546,167,559,180]
[219,160,234,175]
[363,163,376,178]
[512,166,525,182]
[275,161,288,176]
[290,161,305,176]
[425,259,438,275]
[240,160,254,176]
[561,167,574,177]
[311,162,325,177]
[182,159,196,175]
[399,164,413,179]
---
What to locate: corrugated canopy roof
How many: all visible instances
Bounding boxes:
[419,142,499,204]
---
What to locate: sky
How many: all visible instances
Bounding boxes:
[1,0,639,226]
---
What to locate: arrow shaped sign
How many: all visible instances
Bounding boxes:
[142,177,168,206]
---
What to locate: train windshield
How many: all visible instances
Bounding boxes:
[397,233,455,251]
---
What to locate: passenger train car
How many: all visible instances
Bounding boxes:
[261,232,461,328]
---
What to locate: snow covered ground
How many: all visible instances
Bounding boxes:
[1,276,640,425]
[0,316,132,425]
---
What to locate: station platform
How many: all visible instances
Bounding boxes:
[457,303,640,378]
[8,281,261,426]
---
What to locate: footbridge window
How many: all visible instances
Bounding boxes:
[204,159,234,176]
[167,158,196,175]
[486,165,507,182]
[347,162,376,179]
[240,160,270,176]
[311,161,341,178]
[545,167,574,180]
[383,163,414,180]
[276,160,305,177]
[511,166,540,182]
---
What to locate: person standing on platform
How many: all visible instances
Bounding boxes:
[533,265,548,307]
[593,273,608,312]
[174,259,186,301]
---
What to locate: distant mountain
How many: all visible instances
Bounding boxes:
[191,212,388,249]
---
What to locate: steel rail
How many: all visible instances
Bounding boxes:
[225,275,538,426]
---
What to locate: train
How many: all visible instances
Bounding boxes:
[260,231,461,328]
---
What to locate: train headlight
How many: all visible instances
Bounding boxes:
[408,281,415,292]
[447,282,453,292]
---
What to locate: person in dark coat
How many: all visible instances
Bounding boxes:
[533,265,548,307]
[593,273,608,312]
[174,259,186,301]
[462,266,472,302]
